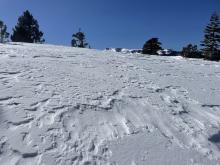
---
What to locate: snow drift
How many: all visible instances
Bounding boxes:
[0,43,220,165]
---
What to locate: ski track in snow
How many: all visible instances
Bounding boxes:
[0,43,220,165]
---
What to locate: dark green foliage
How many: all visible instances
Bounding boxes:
[201,12,220,61]
[181,44,202,58]
[71,29,88,48]
[142,38,162,55]
[115,48,122,52]
[0,20,9,43]
[11,10,44,43]
[203,50,220,61]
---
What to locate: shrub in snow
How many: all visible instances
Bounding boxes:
[115,48,122,52]
[142,38,162,55]
[201,12,220,61]
[0,20,9,43]
[11,10,44,43]
[181,44,202,58]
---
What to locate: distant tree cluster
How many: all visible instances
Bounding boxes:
[142,12,220,61]
[1,10,90,49]
[180,12,220,61]
[181,44,201,58]
[0,20,9,43]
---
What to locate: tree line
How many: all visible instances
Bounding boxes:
[0,10,220,61]
[0,10,89,48]
[142,12,220,61]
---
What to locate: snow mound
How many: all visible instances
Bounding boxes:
[105,48,142,54]
[0,43,220,165]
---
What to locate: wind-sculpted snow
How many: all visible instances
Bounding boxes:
[0,43,220,165]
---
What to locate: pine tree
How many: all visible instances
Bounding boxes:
[181,44,202,58]
[0,20,9,43]
[201,12,220,60]
[142,38,162,55]
[11,10,44,43]
[71,29,88,48]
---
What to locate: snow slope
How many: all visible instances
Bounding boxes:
[0,43,220,165]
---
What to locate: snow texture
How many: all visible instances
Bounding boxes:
[0,43,220,165]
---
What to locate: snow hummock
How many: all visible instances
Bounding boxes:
[0,43,220,165]
[105,48,142,54]
[157,49,175,56]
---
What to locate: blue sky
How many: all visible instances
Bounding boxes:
[0,0,220,50]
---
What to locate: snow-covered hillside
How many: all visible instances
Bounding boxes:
[0,43,220,165]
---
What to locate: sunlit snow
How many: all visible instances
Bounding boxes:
[0,43,220,165]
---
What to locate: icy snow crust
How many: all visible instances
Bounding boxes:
[0,43,220,165]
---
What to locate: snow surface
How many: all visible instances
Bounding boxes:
[0,43,220,165]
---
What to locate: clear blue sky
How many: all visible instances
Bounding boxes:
[0,0,220,50]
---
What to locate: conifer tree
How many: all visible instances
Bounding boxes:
[201,12,220,60]
[71,29,88,48]
[142,38,162,55]
[11,10,44,43]
[0,20,9,43]
[181,44,201,58]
